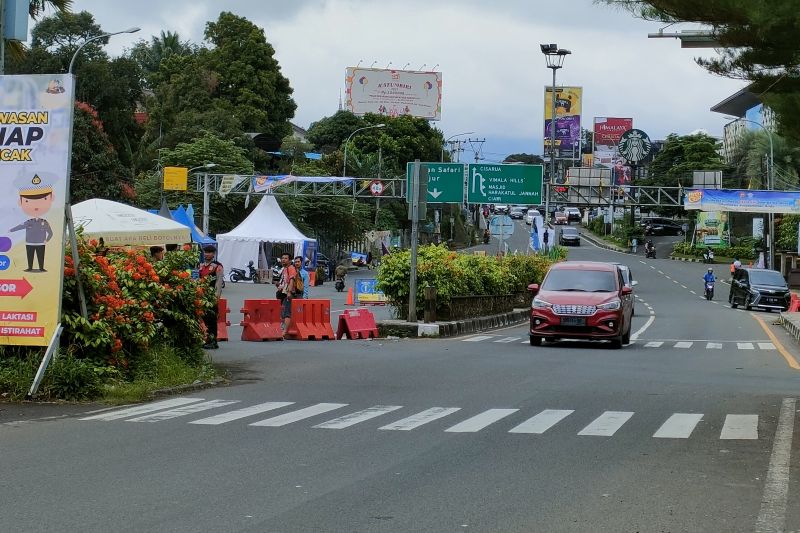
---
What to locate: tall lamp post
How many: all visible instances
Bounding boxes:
[64,27,140,321]
[442,131,474,162]
[540,43,571,224]
[191,164,218,235]
[342,123,386,177]
[728,117,774,268]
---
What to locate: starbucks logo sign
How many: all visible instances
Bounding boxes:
[618,129,652,163]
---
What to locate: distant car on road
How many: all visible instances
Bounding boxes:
[528,261,634,348]
[553,211,568,225]
[525,209,540,225]
[558,227,580,246]
[564,207,581,223]
[729,268,790,311]
[493,205,509,215]
[645,220,685,236]
[509,206,526,220]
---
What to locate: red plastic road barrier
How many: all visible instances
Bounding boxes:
[217,298,231,341]
[789,293,800,313]
[336,308,379,340]
[240,299,284,341]
[285,299,335,340]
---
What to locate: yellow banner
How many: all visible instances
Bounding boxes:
[0,75,74,346]
[163,166,188,191]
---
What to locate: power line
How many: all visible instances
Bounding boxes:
[467,138,486,163]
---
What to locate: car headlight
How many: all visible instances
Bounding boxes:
[597,299,621,310]
[532,297,552,309]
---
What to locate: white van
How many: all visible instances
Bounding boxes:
[525,209,540,225]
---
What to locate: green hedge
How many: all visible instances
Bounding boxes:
[376,245,566,313]
[672,242,756,260]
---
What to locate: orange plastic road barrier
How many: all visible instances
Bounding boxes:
[336,308,379,340]
[789,293,800,313]
[285,299,336,340]
[240,299,284,341]
[217,298,231,341]
[346,287,354,305]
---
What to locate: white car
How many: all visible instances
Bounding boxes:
[564,207,581,223]
[525,209,540,225]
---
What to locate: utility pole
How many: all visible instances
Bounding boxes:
[468,138,486,231]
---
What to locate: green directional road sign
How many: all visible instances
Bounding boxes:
[405,162,464,203]
[467,163,543,205]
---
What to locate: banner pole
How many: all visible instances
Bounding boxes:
[26,325,63,399]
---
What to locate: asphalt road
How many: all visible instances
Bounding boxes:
[3,232,800,533]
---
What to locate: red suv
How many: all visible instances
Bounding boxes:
[528,261,634,349]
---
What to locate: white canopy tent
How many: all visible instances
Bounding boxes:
[72,199,190,246]
[216,195,314,272]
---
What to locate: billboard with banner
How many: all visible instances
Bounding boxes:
[684,189,800,214]
[0,74,74,346]
[694,211,729,247]
[593,117,633,185]
[544,86,582,158]
[345,68,442,120]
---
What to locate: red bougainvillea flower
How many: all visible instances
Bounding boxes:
[183,244,191,251]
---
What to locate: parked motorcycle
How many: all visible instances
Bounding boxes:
[703,248,715,263]
[705,281,715,300]
[271,261,282,284]
[229,261,260,283]
[335,274,346,292]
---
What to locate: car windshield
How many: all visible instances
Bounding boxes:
[749,270,787,287]
[562,228,578,235]
[541,269,617,292]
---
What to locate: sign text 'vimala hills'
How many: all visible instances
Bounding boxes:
[467,164,543,205]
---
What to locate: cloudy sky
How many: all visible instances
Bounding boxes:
[69,0,745,162]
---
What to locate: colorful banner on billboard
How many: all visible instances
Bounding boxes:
[345,68,442,120]
[684,189,800,214]
[0,74,74,346]
[593,117,633,185]
[694,211,729,247]
[544,86,582,158]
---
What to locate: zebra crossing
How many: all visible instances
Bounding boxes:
[79,397,762,440]
[460,334,776,351]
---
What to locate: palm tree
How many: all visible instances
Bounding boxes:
[3,0,72,62]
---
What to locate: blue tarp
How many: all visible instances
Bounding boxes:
[172,205,216,244]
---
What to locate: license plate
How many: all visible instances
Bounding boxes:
[560,317,586,326]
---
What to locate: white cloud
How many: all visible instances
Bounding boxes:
[71,0,744,156]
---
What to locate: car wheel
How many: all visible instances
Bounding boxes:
[529,335,542,346]
[622,324,631,345]
[677,230,685,236]
[610,337,623,349]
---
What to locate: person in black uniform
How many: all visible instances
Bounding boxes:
[9,174,56,273]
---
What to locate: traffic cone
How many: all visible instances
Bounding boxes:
[346,287,354,306]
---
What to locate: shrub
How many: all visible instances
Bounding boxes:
[376,245,564,314]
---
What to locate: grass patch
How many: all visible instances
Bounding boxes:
[102,344,221,404]
[669,252,737,265]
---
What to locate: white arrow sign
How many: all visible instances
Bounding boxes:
[429,188,442,199]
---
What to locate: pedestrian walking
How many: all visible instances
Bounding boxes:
[294,256,310,299]
[543,226,550,252]
[198,245,223,349]
[631,238,638,253]
[277,252,299,334]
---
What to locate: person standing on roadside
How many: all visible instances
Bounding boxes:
[277,252,299,333]
[294,256,310,298]
[199,245,223,349]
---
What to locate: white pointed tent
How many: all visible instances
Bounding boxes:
[216,195,314,272]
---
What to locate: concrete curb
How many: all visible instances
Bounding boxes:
[377,308,530,338]
[670,255,704,264]
[149,377,229,399]
[578,230,628,254]
[779,313,800,345]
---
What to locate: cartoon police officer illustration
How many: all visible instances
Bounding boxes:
[9,174,55,273]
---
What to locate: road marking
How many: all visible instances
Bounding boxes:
[494,336,520,343]
[639,260,646,265]
[751,313,800,370]
[758,342,776,350]
[666,275,672,280]
[680,284,688,289]
[128,400,239,423]
[644,341,663,348]
[657,270,664,274]
[578,411,634,436]
[738,342,755,350]
[673,280,679,284]
[630,315,656,341]
[720,414,759,439]
[313,405,404,429]
[653,413,704,439]
[755,398,796,533]
[250,403,348,427]
[690,290,696,295]
[509,409,574,434]
[462,335,494,342]
[445,409,519,433]
[79,397,205,421]
[649,310,655,315]
[379,407,461,431]
[706,342,723,349]
[190,402,295,425]
[674,341,693,349]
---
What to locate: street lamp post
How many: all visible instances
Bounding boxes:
[63,27,141,321]
[728,117,774,268]
[442,131,474,162]
[540,43,571,225]
[342,123,386,178]
[190,163,218,235]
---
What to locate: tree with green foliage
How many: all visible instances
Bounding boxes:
[644,133,725,188]
[597,1,800,143]
[503,153,545,164]
[128,31,196,87]
[307,111,366,153]
[1,0,72,62]
[728,130,800,190]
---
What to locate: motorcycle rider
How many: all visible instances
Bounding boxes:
[644,239,656,256]
[483,228,491,244]
[703,246,714,263]
[703,267,716,297]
